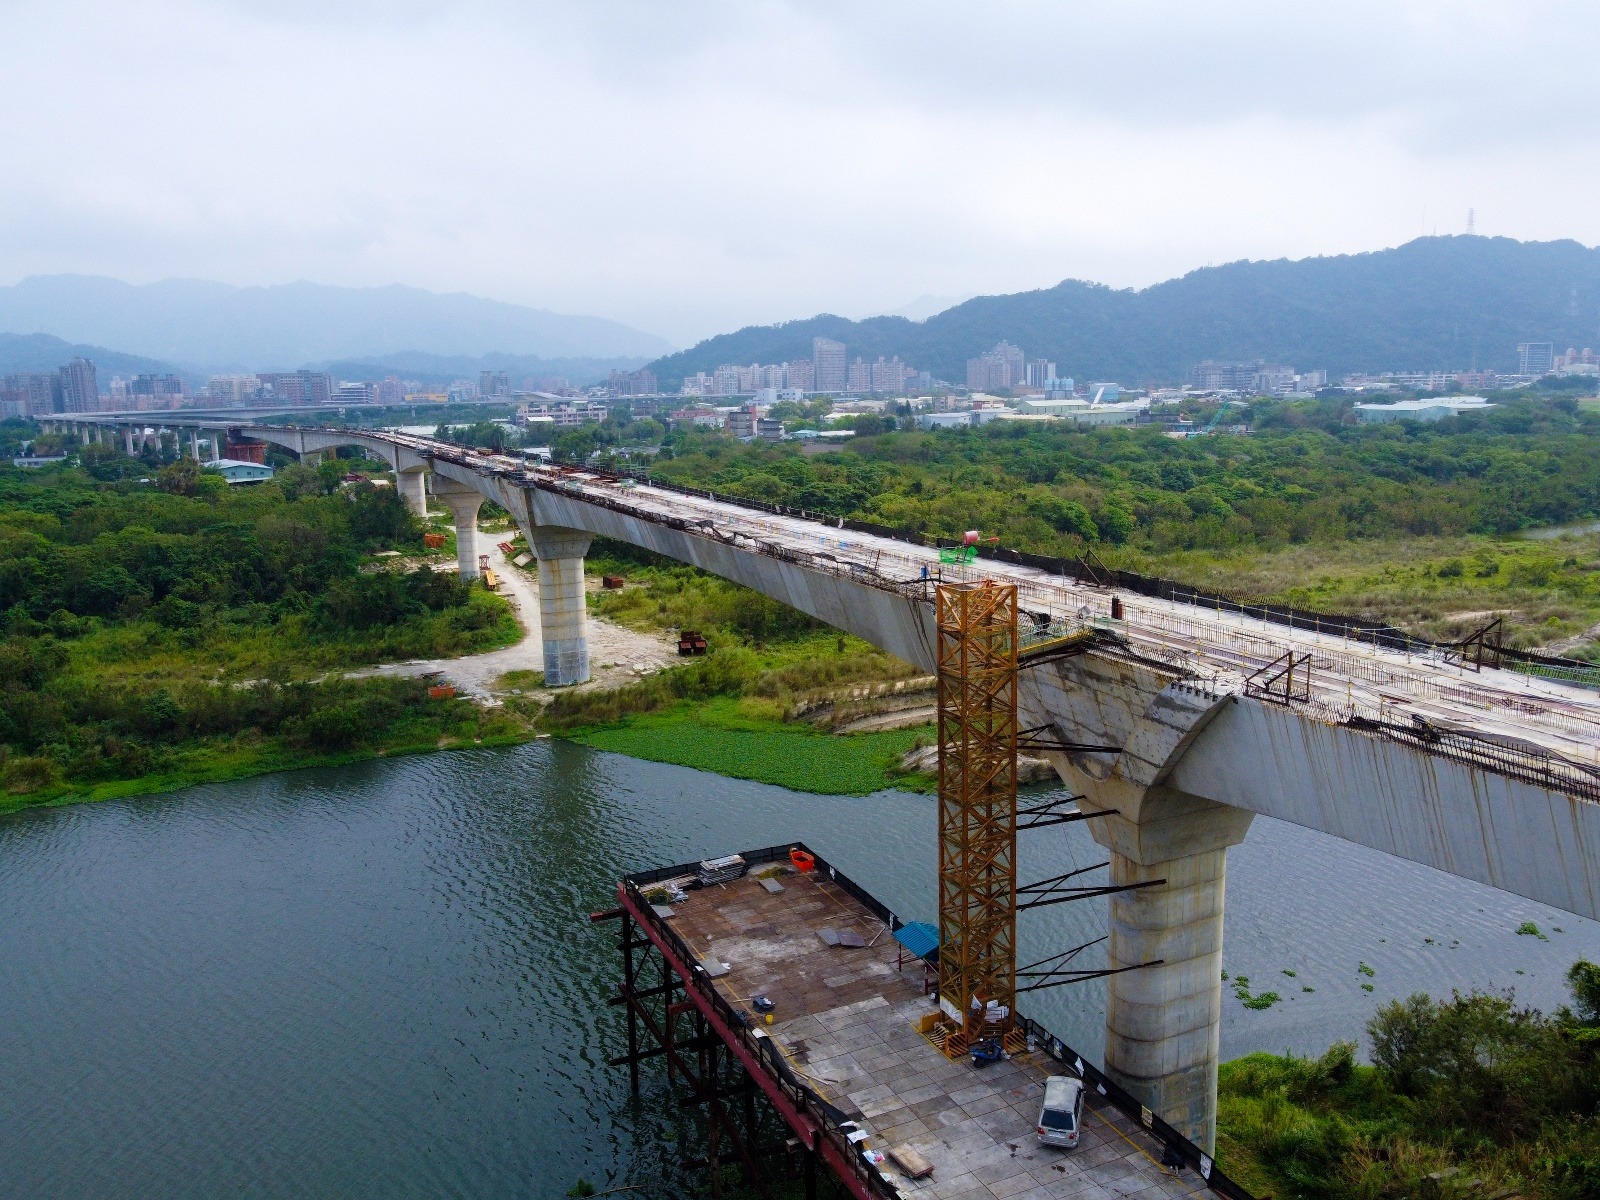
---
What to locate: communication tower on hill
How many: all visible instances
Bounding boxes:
[1467,208,1476,236]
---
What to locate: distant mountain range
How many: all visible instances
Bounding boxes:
[316,351,651,388]
[0,332,187,381]
[0,334,645,391]
[0,275,674,371]
[651,236,1600,385]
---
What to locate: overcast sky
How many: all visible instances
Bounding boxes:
[5,1,1599,347]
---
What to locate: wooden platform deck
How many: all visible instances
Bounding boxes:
[655,862,1210,1200]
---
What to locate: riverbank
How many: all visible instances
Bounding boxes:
[567,696,933,794]
[0,693,536,817]
[1212,960,1600,1200]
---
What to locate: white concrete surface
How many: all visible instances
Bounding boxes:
[526,526,593,686]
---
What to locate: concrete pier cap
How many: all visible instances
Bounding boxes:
[526,526,593,687]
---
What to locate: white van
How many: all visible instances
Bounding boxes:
[1036,1075,1085,1149]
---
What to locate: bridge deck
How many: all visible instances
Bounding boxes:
[511,459,1600,773]
[651,862,1210,1200]
[65,416,1600,782]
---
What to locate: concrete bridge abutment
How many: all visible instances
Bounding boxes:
[526,526,593,687]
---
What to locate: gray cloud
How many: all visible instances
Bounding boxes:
[3,0,1597,345]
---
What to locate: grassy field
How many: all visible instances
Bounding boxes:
[1107,528,1600,652]
[569,696,933,794]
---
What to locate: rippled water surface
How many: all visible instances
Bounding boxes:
[2,743,1597,1199]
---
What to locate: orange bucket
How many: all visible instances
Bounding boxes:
[789,848,816,873]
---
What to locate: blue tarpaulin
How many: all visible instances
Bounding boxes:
[893,921,939,960]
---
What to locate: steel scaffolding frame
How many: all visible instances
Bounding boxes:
[934,581,1023,1057]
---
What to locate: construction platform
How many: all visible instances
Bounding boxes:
[604,845,1254,1200]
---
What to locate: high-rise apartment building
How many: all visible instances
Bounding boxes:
[1024,360,1056,389]
[1190,360,1263,392]
[0,373,59,417]
[58,357,99,412]
[130,373,187,404]
[812,337,847,392]
[208,374,260,404]
[608,368,658,396]
[480,370,512,398]
[4,372,54,415]
[966,341,1026,390]
[257,371,332,406]
[846,358,872,392]
[1518,342,1555,375]
[869,356,909,394]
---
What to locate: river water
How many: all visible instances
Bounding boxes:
[3,744,1597,1199]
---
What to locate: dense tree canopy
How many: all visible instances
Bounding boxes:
[641,395,1600,556]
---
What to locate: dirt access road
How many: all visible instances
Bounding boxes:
[355,540,677,701]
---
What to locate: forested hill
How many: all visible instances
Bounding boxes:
[650,236,1600,385]
[0,333,186,381]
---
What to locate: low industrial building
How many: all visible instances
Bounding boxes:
[203,458,275,484]
[1016,397,1089,416]
[1353,396,1493,424]
[915,411,973,430]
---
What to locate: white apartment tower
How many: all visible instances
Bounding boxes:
[812,337,847,392]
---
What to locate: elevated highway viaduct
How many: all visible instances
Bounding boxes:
[47,416,1600,1152]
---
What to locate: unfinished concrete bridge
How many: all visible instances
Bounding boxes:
[49,414,1600,1152]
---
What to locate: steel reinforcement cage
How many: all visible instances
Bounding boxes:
[620,843,1257,1200]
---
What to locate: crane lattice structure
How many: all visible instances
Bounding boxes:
[934,580,1025,1058]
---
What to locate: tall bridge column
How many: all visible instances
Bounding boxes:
[1026,671,1254,1155]
[1086,793,1251,1154]
[189,429,201,458]
[429,480,485,580]
[527,527,592,687]
[397,468,428,518]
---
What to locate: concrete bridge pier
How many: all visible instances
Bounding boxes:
[189,429,201,459]
[430,478,485,580]
[1025,666,1256,1154]
[527,527,593,686]
[397,468,428,518]
[123,427,136,455]
[1085,792,1252,1154]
